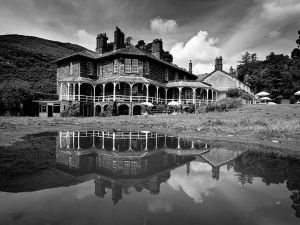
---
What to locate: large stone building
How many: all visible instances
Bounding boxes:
[38,27,253,117]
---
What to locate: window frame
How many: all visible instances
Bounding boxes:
[132,59,138,73]
[87,62,93,76]
[125,58,132,73]
[144,61,149,75]
[113,59,119,73]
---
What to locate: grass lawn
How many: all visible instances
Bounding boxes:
[0,104,300,152]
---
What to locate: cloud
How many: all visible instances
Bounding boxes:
[147,199,173,213]
[223,0,300,57]
[150,17,178,37]
[268,30,281,39]
[74,29,95,50]
[170,30,222,74]
[167,161,217,203]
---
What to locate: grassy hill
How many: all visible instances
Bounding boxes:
[0,34,87,96]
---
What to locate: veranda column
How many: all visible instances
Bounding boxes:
[93,85,96,103]
[59,83,63,100]
[73,83,75,101]
[130,83,133,102]
[206,89,209,102]
[178,87,182,104]
[102,83,106,102]
[165,88,168,104]
[77,131,80,150]
[112,132,116,151]
[192,88,196,104]
[113,82,117,101]
[93,85,96,117]
[78,83,81,101]
[156,86,159,103]
[67,83,70,101]
[146,84,149,102]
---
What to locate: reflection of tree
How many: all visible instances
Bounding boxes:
[234,152,300,218]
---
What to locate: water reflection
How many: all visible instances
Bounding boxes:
[56,131,244,204]
[0,130,299,224]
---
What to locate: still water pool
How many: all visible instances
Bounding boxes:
[0,130,299,225]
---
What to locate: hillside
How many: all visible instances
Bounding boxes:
[0,35,87,95]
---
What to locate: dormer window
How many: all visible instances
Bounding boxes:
[132,59,138,73]
[87,62,93,76]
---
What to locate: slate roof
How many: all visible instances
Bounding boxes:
[54,45,198,79]
[197,69,235,82]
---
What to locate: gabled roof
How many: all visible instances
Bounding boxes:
[197,69,236,82]
[54,45,198,79]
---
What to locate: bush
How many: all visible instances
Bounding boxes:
[60,103,80,117]
[203,97,243,112]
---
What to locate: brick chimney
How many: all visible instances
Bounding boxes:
[152,39,163,58]
[113,27,125,50]
[189,60,192,73]
[215,56,223,71]
[96,33,108,54]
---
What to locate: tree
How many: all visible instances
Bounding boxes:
[125,37,133,46]
[0,79,33,115]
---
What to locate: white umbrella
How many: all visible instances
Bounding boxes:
[141,102,154,107]
[294,90,300,96]
[168,101,180,106]
[260,97,271,101]
[256,91,269,97]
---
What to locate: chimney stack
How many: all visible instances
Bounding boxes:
[189,60,192,73]
[96,33,108,54]
[215,56,223,71]
[113,27,125,50]
[152,39,163,58]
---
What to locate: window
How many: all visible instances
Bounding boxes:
[125,59,131,73]
[124,161,130,168]
[113,59,119,73]
[144,61,149,75]
[53,105,60,113]
[87,62,93,76]
[132,59,138,73]
[70,62,73,75]
[165,69,169,81]
[40,104,47,113]
[97,63,103,77]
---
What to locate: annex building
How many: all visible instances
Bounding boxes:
[38,27,253,117]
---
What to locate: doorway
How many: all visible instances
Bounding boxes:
[48,105,53,117]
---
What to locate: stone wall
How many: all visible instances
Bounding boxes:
[57,60,81,94]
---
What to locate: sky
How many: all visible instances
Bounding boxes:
[0,0,300,74]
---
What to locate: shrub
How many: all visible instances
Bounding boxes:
[60,103,80,117]
[204,97,243,112]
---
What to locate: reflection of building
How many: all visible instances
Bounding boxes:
[56,130,206,203]
[196,148,244,180]
[55,130,245,203]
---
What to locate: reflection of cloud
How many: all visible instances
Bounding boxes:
[147,199,173,213]
[268,30,281,39]
[168,162,217,203]
[75,183,94,200]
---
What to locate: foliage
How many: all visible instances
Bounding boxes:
[199,98,243,113]
[226,88,253,100]
[135,40,173,63]
[0,79,33,115]
[60,102,80,117]
[0,34,86,98]
[226,88,240,98]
